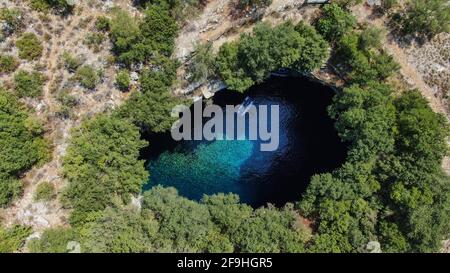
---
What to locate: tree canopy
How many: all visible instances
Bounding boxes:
[300,83,450,253]
[62,115,148,226]
[109,6,178,66]
[217,21,330,92]
[0,89,49,205]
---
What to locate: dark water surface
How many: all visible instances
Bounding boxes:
[142,76,347,207]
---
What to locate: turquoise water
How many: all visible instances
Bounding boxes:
[143,77,347,207]
[146,140,256,202]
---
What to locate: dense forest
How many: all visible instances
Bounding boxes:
[1,0,449,253]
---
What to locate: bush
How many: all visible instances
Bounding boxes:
[28,228,76,253]
[74,65,99,89]
[117,57,179,132]
[187,42,216,84]
[0,8,24,36]
[0,88,49,205]
[392,0,450,40]
[0,54,19,73]
[28,0,74,14]
[115,69,131,91]
[137,0,204,22]
[84,32,105,52]
[332,29,399,85]
[81,207,157,253]
[109,6,178,66]
[293,22,330,71]
[61,51,82,72]
[95,16,110,32]
[378,0,398,12]
[315,3,357,43]
[16,32,43,61]
[56,88,78,119]
[1,100,48,211]
[0,174,22,206]
[14,70,45,98]
[0,225,32,253]
[34,181,55,201]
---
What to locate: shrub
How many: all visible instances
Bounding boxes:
[28,0,74,14]
[109,6,178,66]
[16,32,43,61]
[74,65,99,89]
[378,0,398,12]
[392,0,450,40]
[0,54,19,73]
[115,69,131,91]
[293,22,330,71]
[0,8,24,36]
[0,225,32,253]
[116,57,179,133]
[95,16,110,32]
[187,42,216,84]
[14,70,45,98]
[137,0,204,22]
[28,228,76,253]
[56,88,78,119]
[315,3,357,43]
[34,181,55,201]
[0,89,49,205]
[0,174,22,206]
[61,51,82,72]
[84,32,105,52]
[332,30,399,85]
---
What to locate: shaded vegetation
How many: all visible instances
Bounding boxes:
[0,89,49,205]
[187,42,216,84]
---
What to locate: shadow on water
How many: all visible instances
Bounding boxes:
[141,76,347,207]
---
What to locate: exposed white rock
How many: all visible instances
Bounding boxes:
[130,195,143,211]
[366,241,382,253]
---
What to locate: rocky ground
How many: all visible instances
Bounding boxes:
[0,0,135,243]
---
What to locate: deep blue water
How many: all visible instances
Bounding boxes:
[142,76,347,207]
